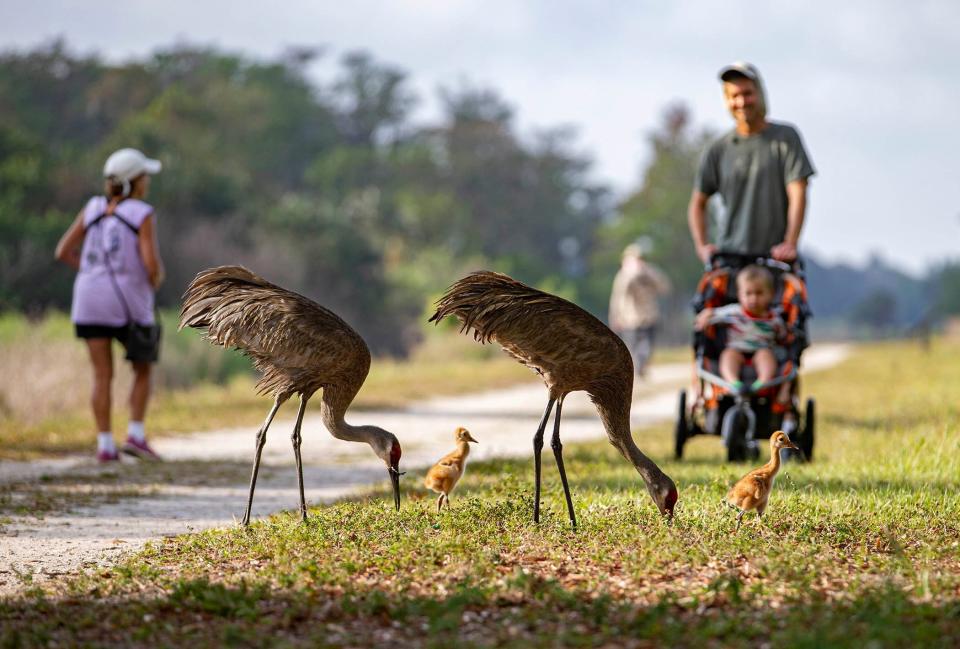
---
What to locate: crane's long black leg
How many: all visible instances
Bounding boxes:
[291,394,310,522]
[533,398,556,523]
[243,397,283,526]
[550,397,577,529]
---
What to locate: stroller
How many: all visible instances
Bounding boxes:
[674,252,816,462]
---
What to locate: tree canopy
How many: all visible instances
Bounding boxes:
[3,40,950,352]
[1,42,618,353]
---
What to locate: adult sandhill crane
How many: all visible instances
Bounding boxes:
[430,271,677,528]
[179,265,403,526]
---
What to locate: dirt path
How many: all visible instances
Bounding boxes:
[0,344,850,595]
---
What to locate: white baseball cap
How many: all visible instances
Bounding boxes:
[103,148,162,181]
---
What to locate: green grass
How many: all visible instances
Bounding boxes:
[2,340,958,647]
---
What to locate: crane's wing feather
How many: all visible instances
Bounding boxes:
[179,266,370,396]
[429,271,628,385]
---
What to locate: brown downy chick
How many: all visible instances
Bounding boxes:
[727,430,799,530]
[424,427,479,513]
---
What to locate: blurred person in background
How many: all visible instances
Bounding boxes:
[609,241,671,378]
[55,148,165,462]
[688,61,815,264]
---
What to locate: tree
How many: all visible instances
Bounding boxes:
[933,262,960,317]
[851,288,898,335]
[585,103,713,329]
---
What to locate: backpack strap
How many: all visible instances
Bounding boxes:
[87,211,140,235]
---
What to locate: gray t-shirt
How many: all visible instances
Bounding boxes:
[696,121,815,255]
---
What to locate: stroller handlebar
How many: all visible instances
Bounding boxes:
[706,250,801,274]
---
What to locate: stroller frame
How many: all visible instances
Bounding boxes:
[675,252,816,462]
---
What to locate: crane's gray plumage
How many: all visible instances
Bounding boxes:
[180,265,370,403]
[179,265,402,524]
[430,270,677,524]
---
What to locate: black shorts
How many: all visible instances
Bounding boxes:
[75,324,128,341]
[75,323,162,364]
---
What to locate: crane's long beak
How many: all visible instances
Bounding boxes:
[389,466,402,511]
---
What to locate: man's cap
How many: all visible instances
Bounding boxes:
[718,62,768,117]
[103,148,162,181]
[718,61,762,84]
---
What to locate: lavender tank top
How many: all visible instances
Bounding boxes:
[71,196,156,326]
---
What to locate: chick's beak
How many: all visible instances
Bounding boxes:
[466,432,479,444]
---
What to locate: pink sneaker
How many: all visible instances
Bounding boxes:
[97,448,120,463]
[121,437,162,461]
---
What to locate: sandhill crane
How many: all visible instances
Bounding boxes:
[424,426,479,513]
[727,430,798,530]
[179,265,403,526]
[430,271,677,528]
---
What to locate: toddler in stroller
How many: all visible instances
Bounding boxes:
[675,252,815,462]
[695,264,788,403]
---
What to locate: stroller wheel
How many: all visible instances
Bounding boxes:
[800,398,816,461]
[674,390,688,460]
[722,406,750,462]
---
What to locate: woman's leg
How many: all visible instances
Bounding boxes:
[129,361,152,423]
[85,338,114,433]
[719,348,745,385]
[124,360,161,459]
[634,326,654,377]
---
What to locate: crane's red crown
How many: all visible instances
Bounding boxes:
[665,488,678,515]
[390,441,402,469]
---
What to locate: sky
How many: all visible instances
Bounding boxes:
[2,0,958,275]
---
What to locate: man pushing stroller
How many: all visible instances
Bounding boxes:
[686,61,816,437]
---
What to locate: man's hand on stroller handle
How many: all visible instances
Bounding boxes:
[770,241,799,263]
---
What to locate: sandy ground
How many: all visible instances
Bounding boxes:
[0,344,849,595]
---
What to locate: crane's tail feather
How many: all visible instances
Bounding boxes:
[429,271,560,343]
[179,266,273,331]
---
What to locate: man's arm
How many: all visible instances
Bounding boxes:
[687,190,715,264]
[770,179,808,262]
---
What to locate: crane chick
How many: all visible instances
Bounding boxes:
[727,430,799,531]
[424,427,478,513]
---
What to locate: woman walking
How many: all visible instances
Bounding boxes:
[55,148,165,461]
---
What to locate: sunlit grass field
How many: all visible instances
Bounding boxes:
[0,312,537,459]
[2,339,958,647]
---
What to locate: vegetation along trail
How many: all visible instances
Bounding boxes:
[0,345,848,595]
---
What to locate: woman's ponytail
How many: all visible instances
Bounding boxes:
[104,175,130,199]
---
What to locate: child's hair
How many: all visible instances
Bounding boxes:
[736,265,774,292]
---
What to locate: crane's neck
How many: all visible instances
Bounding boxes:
[595,396,668,487]
[455,440,471,460]
[766,443,783,476]
[321,385,376,446]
